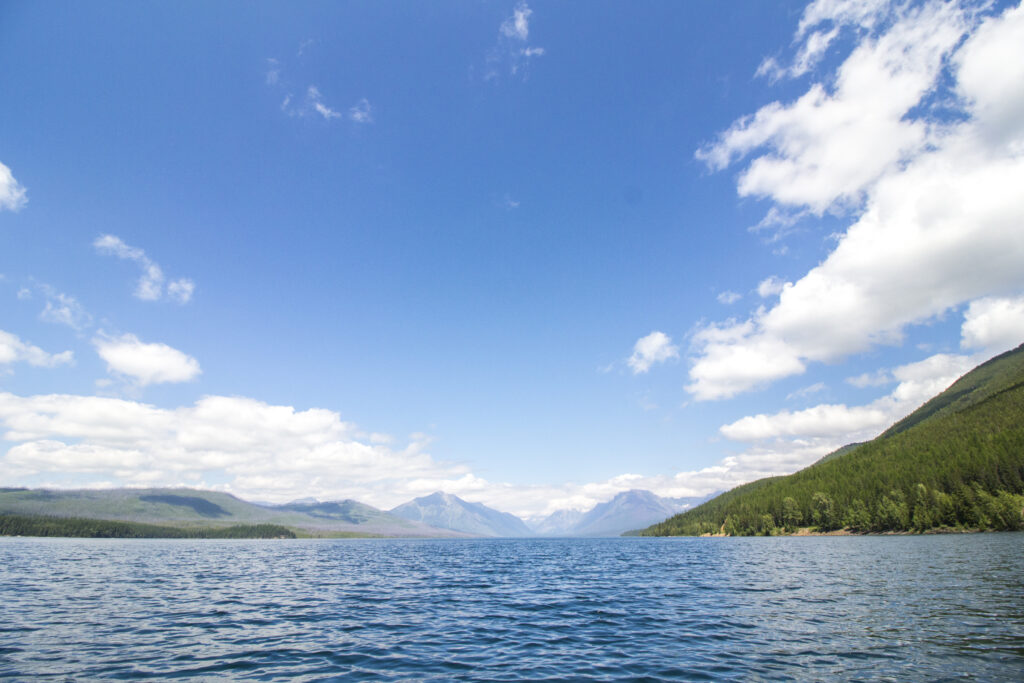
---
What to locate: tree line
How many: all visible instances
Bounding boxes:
[0,514,295,539]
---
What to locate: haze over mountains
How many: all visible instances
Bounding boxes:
[0,488,462,538]
[528,490,716,537]
[389,491,534,537]
[0,486,701,538]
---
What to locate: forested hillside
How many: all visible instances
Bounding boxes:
[0,514,295,538]
[641,344,1024,536]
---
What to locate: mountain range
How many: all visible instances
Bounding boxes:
[0,487,463,538]
[528,489,717,537]
[389,491,534,537]
[0,486,699,539]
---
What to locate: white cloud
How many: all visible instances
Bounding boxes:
[687,1,1024,401]
[961,295,1024,355]
[750,206,809,243]
[786,382,826,400]
[758,0,893,81]
[39,289,92,331]
[627,331,679,374]
[756,276,786,298]
[687,320,806,400]
[94,234,194,304]
[796,0,891,37]
[953,2,1024,151]
[0,330,73,368]
[488,2,544,80]
[0,161,27,211]
[21,282,92,331]
[265,58,281,85]
[500,2,532,40]
[846,369,892,388]
[348,98,373,124]
[720,352,976,442]
[307,86,341,120]
[717,290,742,305]
[0,391,473,508]
[0,161,28,212]
[167,278,195,304]
[699,1,968,213]
[268,53,370,126]
[93,333,201,386]
[282,85,364,123]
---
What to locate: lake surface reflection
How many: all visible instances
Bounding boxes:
[1,535,1022,680]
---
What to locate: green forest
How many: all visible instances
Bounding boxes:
[0,514,295,539]
[641,343,1024,537]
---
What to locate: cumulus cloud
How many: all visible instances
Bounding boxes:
[93,235,194,304]
[756,276,786,298]
[687,0,1024,401]
[0,330,73,368]
[954,4,1024,151]
[961,295,1024,354]
[0,392,468,507]
[0,161,27,212]
[627,331,679,374]
[699,1,968,213]
[720,352,976,442]
[500,2,532,40]
[93,333,201,386]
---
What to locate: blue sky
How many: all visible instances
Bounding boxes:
[2,0,1023,516]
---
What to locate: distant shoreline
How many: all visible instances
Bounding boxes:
[691,526,996,538]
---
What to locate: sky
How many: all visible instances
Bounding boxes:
[2,0,1023,518]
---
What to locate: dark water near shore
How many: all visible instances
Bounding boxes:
[1,535,1022,681]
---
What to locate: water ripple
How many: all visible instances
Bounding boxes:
[1,535,1023,680]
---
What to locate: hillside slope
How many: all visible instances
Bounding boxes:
[641,343,1024,536]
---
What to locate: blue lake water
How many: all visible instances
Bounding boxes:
[1,535,1023,681]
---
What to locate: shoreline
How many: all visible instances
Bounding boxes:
[694,526,993,538]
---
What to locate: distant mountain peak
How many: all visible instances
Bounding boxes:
[390,491,532,537]
[530,489,716,537]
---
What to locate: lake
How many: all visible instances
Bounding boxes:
[1,535,1022,680]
